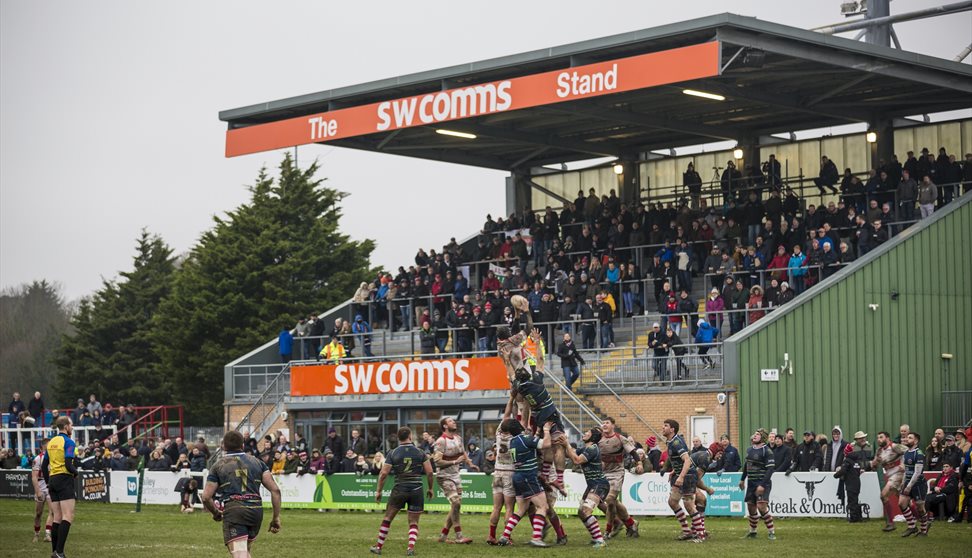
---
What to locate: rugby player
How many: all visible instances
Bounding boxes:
[202,431,282,558]
[739,429,776,540]
[870,431,908,532]
[497,418,554,547]
[496,300,534,427]
[561,427,608,548]
[597,418,639,538]
[433,417,474,544]
[661,419,704,542]
[371,427,434,556]
[898,432,929,537]
[31,438,53,543]
[486,413,516,545]
[689,442,719,539]
[41,416,78,558]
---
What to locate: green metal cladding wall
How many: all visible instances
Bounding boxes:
[726,195,971,446]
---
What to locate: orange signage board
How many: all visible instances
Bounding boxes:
[226,41,720,157]
[290,357,510,397]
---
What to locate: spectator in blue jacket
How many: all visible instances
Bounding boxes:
[787,246,808,295]
[278,325,293,363]
[351,315,373,358]
[453,272,469,303]
[695,319,718,369]
[714,434,742,472]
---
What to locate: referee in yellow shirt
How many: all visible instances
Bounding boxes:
[42,416,78,558]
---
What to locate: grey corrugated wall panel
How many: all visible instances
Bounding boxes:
[728,194,971,446]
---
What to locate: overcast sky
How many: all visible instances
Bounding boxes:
[2,1,969,300]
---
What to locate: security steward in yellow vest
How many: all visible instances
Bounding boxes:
[320,336,346,363]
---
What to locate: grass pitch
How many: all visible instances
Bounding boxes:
[0,500,969,557]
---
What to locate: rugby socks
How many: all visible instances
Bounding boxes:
[408,524,419,550]
[542,462,552,480]
[34,524,40,534]
[453,525,464,541]
[761,513,775,533]
[919,513,929,534]
[502,513,521,539]
[56,520,70,553]
[531,514,545,540]
[50,522,59,552]
[556,469,564,486]
[690,511,704,537]
[551,514,566,538]
[440,527,450,538]
[582,514,604,542]
[489,523,497,538]
[697,504,707,535]
[375,519,391,549]
[902,506,916,529]
[623,516,635,528]
[748,514,759,533]
[675,509,691,534]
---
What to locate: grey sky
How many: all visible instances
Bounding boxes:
[2,1,969,300]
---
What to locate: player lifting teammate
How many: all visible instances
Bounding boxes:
[371,427,434,556]
[497,418,554,547]
[597,418,639,538]
[41,416,78,558]
[739,429,776,540]
[31,438,53,543]
[561,427,608,549]
[433,416,474,544]
[871,431,908,532]
[661,419,705,542]
[899,431,929,537]
[202,431,282,558]
[486,408,517,545]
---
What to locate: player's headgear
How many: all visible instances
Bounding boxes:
[587,427,602,444]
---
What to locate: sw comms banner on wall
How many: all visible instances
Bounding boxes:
[225,42,721,157]
[290,357,510,397]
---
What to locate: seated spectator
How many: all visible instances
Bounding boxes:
[125,447,140,470]
[283,449,299,474]
[173,452,191,472]
[189,447,207,471]
[925,462,959,520]
[339,449,357,473]
[271,451,286,474]
[147,448,172,471]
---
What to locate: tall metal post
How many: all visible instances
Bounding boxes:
[864,0,891,46]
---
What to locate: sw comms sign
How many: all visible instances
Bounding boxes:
[225,42,721,157]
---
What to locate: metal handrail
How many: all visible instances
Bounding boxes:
[591,373,663,440]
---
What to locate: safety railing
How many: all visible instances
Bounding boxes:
[121,405,185,444]
[591,373,663,440]
[542,366,603,443]
[0,425,117,457]
[942,390,972,432]
[573,343,725,391]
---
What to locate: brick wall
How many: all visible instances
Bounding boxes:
[586,390,738,447]
[225,403,287,437]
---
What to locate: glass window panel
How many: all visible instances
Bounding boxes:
[384,410,399,421]
[459,410,479,421]
[480,410,501,421]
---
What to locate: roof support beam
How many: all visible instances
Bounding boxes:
[510,146,550,169]
[716,27,972,94]
[543,104,740,142]
[700,81,867,124]
[526,179,572,206]
[806,74,872,106]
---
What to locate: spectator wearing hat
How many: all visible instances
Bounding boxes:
[323,427,344,469]
[942,434,962,469]
[835,432,870,522]
[705,288,724,335]
[787,431,823,473]
[644,436,662,472]
[647,322,669,381]
[309,449,328,474]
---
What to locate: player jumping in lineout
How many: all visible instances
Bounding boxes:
[371,427,434,556]
[739,429,776,540]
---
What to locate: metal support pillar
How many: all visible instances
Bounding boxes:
[868,117,895,170]
[506,171,532,217]
[865,0,891,47]
[619,156,641,207]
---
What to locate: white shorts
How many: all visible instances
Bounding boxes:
[492,470,515,498]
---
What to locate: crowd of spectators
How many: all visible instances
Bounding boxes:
[3,390,208,473]
[304,147,971,360]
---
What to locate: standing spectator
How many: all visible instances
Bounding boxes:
[353,281,374,321]
[116,404,137,445]
[338,449,357,473]
[917,175,938,218]
[787,245,807,295]
[293,317,310,359]
[7,392,25,427]
[704,288,724,334]
[278,325,293,363]
[716,434,741,472]
[727,281,748,334]
[869,220,889,248]
[319,336,346,363]
[349,429,366,457]
[684,162,703,209]
[827,427,848,472]
[579,297,596,350]
[86,394,101,416]
[647,322,669,381]
[770,433,792,472]
[351,315,374,358]
[694,319,718,369]
[27,391,44,423]
[747,286,766,325]
[596,294,614,348]
[788,431,823,473]
[419,321,437,356]
[70,399,86,423]
[555,333,585,390]
[897,169,918,223]
[323,428,344,469]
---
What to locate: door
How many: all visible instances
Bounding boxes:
[691,416,715,447]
